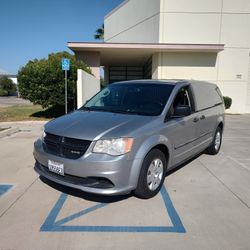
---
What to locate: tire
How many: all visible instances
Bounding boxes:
[134,149,167,199]
[206,126,222,155]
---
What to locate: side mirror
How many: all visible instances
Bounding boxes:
[174,105,191,117]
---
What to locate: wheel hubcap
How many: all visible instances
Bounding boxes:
[215,131,221,151]
[147,158,163,191]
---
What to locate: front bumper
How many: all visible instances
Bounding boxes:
[33,139,138,195]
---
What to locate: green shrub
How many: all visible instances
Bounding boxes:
[0,88,8,96]
[17,51,91,110]
[223,96,232,109]
[0,76,16,96]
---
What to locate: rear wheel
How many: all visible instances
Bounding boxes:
[134,149,167,199]
[206,126,222,155]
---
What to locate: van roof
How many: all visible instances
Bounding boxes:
[113,79,217,87]
[113,79,181,85]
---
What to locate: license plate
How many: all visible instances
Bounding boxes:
[48,160,64,176]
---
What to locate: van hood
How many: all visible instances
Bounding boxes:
[44,110,153,141]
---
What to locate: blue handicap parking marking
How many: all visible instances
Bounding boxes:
[0,184,13,198]
[40,186,185,233]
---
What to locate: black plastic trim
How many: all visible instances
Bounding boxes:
[35,161,114,189]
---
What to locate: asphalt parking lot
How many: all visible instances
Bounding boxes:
[0,116,250,250]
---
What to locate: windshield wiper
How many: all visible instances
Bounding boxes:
[80,106,92,111]
[82,107,111,112]
[110,110,130,114]
[81,107,152,116]
[111,109,147,116]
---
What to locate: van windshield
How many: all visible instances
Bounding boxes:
[81,83,174,116]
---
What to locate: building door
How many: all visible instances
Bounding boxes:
[108,57,152,83]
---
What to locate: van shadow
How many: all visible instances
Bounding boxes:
[166,151,204,177]
[39,151,204,204]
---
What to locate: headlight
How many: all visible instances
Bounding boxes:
[93,138,133,156]
[41,127,46,141]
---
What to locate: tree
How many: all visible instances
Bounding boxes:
[94,24,104,40]
[17,52,91,109]
[0,76,16,96]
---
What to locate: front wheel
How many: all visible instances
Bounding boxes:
[206,126,222,155]
[134,149,167,199]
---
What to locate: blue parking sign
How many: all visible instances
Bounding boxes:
[62,58,70,71]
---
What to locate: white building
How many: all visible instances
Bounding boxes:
[69,0,250,113]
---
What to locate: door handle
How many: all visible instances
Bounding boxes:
[193,117,199,123]
[200,115,206,120]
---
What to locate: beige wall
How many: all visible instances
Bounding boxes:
[104,0,250,113]
[157,0,250,113]
[220,1,250,113]
[76,52,100,79]
[104,0,160,43]
[159,13,221,44]
[152,52,219,81]
[217,49,249,82]
[160,0,222,12]
[223,0,250,13]
[151,50,250,114]
[159,0,222,44]
[77,70,100,108]
[221,14,250,48]
[105,15,160,43]
[247,56,250,112]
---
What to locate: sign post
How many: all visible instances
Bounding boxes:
[62,58,70,114]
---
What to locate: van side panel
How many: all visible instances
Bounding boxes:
[194,106,221,148]
[190,81,223,111]
[190,80,225,151]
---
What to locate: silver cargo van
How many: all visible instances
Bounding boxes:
[34,80,225,199]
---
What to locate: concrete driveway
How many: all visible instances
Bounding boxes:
[0,116,250,250]
[0,96,31,107]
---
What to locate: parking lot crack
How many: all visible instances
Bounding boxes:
[198,159,250,211]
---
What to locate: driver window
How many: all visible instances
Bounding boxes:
[169,87,192,117]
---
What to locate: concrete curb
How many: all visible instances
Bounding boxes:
[0,127,20,138]
[0,120,48,125]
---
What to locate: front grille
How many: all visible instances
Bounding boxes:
[43,132,91,159]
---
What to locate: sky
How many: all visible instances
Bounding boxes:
[0,0,124,74]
